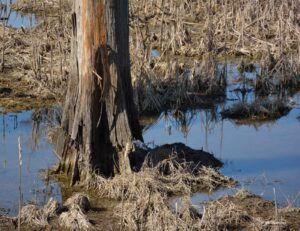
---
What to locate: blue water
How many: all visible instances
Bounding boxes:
[1,0,36,28]
[143,92,300,207]
[0,110,61,215]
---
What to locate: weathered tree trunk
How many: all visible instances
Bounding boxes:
[58,0,142,185]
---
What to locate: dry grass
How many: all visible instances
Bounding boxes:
[17,193,93,230]
[1,1,71,100]
[129,0,300,57]
[59,205,93,231]
[88,158,234,201]
[5,0,300,113]
[11,0,71,13]
[19,197,59,227]
[87,157,234,230]
[129,0,300,112]
[221,98,292,121]
[113,186,297,231]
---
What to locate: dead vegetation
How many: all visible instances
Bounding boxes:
[85,142,235,231]
[16,194,93,231]
[0,0,71,111]
[11,0,71,14]
[221,98,292,121]
[2,0,300,113]
[3,190,300,231]
[129,0,300,112]
[89,159,233,200]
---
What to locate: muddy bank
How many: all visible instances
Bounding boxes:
[129,142,223,172]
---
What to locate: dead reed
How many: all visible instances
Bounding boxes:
[7,0,300,112]
[18,194,92,230]
[221,98,292,121]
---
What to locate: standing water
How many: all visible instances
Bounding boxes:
[0,109,61,215]
[1,0,36,29]
[143,61,300,207]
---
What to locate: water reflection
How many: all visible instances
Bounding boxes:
[0,108,61,215]
[143,91,300,206]
[1,0,36,28]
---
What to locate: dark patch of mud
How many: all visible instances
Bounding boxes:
[130,142,222,172]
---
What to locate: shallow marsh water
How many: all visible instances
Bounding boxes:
[0,110,61,215]
[0,45,299,217]
[143,94,300,209]
[1,0,36,28]
[144,61,300,208]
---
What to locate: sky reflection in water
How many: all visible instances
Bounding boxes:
[0,110,61,215]
[143,92,300,207]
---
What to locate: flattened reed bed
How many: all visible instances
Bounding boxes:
[0,1,71,100]
[11,0,71,14]
[129,0,300,58]
[6,0,300,113]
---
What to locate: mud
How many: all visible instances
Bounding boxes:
[129,142,223,172]
[0,73,57,112]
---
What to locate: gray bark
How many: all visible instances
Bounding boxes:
[58,0,142,184]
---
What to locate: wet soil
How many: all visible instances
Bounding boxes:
[130,142,223,172]
[0,73,57,112]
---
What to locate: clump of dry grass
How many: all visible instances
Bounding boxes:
[17,193,93,230]
[114,185,293,230]
[19,197,59,227]
[59,205,93,231]
[11,0,71,13]
[88,158,234,201]
[116,193,200,231]
[64,193,91,212]
[221,98,292,121]
[88,157,234,230]
[200,198,250,230]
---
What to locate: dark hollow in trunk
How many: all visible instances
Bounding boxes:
[57,0,142,185]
